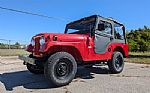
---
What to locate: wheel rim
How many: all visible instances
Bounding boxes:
[56,62,68,76]
[54,58,72,79]
[115,55,123,70]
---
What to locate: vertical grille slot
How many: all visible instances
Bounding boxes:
[34,37,40,54]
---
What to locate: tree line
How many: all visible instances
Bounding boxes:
[126,26,150,52]
[0,42,26,49]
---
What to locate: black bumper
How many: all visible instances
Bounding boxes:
[18,55,36,65]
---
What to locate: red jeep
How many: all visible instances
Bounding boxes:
[19,15,128,86]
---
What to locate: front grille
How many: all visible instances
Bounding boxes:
[34,37,40,54]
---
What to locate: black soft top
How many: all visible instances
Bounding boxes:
[67,15,124,26]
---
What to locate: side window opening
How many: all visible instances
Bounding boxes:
[97,21,112,34]
[114,24,124,40]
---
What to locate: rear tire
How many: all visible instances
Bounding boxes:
[27,63,44,74]
[108,52,124,74]
[44,52,77,86]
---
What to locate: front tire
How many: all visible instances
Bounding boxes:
[44,52,77,86]
[108,52,124,74]
[26,63,44,74]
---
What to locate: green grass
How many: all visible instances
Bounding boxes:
[129,52,150,56]
[125,52,150,64]
[0,49,29,56]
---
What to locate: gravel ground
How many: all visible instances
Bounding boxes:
[0,56,150,93]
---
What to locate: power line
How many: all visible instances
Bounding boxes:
[0,6,69,21]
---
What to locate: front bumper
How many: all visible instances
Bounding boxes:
[18,55,36,65]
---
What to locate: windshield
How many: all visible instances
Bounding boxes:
[65,17,96,34]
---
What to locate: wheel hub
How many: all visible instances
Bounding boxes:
[115,55,123,69]
[56,62,68,76]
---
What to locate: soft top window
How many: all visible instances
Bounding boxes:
[114,23,124,40]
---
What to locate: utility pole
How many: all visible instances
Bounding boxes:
[8,40,10,49]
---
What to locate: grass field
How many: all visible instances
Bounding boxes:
[125,52,150,64]
[0,49,29,56]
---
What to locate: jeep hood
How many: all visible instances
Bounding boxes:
[36,33,89,42]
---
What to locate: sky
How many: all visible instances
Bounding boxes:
[0,0,150,44]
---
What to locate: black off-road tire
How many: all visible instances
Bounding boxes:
[44,52,77,86]
[108,52,124,74]
[27,63,44,74]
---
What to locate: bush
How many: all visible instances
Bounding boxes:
[127,26,150,52]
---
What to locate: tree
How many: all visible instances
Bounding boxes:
[15,42,21,49]
[126,26,150,52]
[0,43,6,49]
[128,40,138,52]
[137,39,148,52]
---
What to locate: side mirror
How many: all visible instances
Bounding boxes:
[98,24,105,31]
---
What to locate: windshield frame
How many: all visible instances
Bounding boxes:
[64,16,97,35]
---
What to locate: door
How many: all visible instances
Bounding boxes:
[94,20,113,54]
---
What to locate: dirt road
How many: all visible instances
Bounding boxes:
[0,56,150,93]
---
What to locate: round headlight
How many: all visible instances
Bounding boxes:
[40,36,45,45]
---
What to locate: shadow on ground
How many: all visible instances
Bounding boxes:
[0,66,109,91]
